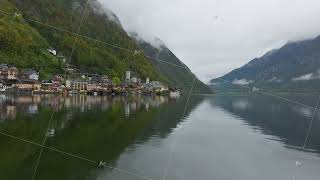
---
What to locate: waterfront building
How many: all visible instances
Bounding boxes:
[41,80,54,91]
[131,77,138,83]
[126,71,131,82]
[149,81,164,89]
[14,82,41,91]
[23,69,39,80]
[0,82,6,92]
[0,64,8,69]
[66,79,88,91]
[87,83,102,92]
[41,77,61,92]
[101,75,110,84]
[0,67,18,80]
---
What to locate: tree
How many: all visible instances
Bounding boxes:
[112,77,121,85]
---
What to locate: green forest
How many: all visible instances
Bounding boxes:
[0,0,164,81]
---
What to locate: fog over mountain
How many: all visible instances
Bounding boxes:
[98,0,320,82]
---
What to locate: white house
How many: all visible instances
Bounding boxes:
[29,73,39,80]
[25,69,39,81]
[131,77,137,83]
[47,48,57,56]
[149,81,165,91]
[125,71,131,82]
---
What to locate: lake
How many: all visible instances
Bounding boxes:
[0,93,320,180]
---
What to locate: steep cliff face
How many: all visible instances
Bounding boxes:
[211,35,320,91]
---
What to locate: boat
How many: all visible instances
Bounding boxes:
[93,92,98,96]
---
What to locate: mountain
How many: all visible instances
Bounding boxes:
[211,35,320,91]
[130,33,212,93]
[0,0,163,81]
[0,0,211,92]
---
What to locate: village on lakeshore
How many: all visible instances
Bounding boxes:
[0,63,181,97]
[0,48,181,97]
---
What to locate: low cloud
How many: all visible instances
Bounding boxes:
[268,77,282,83]
[232,78,253,85]
[129,32,165,50]
[98,0,320,82]
[89,0,122,27]
[292,71,320,81]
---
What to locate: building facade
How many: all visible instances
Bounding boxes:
[66,80,88,91]
[0,67,18,80]
[126,71,131,82]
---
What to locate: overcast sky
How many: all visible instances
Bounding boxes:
[98,0,320,82]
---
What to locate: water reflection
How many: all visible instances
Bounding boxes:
[210,94,320,153]
[0,94,204,180]
[0,95,172,121]
[2,93,320,180]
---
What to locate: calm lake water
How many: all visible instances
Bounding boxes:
[0,93,320,180]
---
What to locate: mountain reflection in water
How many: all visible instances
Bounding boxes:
[210,94,320,154]
[0,94,204,180]
[2,93,320,180]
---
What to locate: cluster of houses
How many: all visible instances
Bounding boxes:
[65,70,170,95]
[0,64,41,92]
[0,63,176,95]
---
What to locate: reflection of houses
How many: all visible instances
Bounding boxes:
[6,105,17,119]
[0,104,20,120]
[124,103,130,117]
[16,96,41,104]
[27,104,38,114]
[0,94,170,122]
[0,80,7,92]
